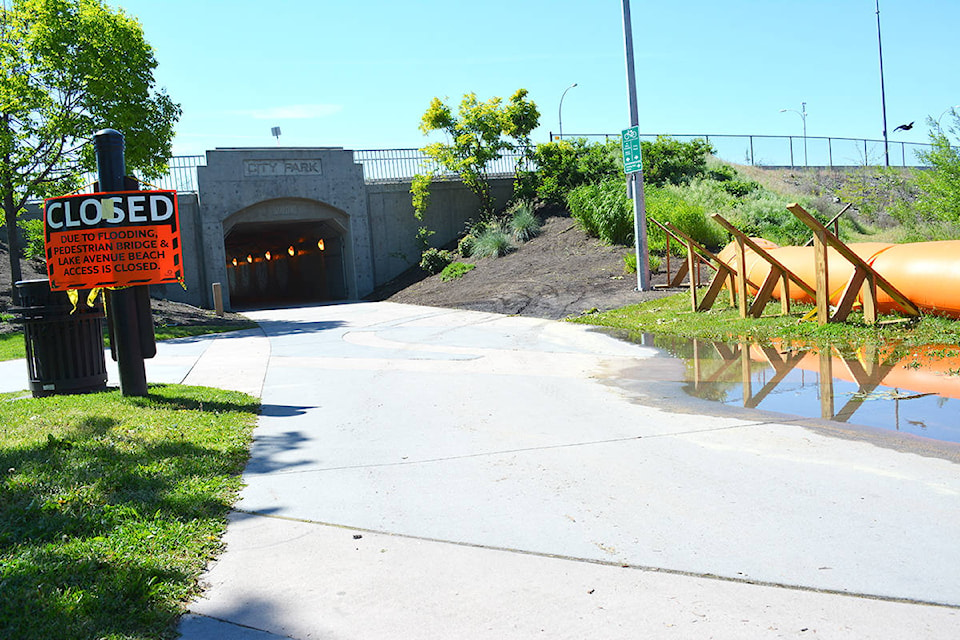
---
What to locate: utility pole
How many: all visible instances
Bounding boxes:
[622,0,650,291]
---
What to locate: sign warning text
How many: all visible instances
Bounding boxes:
[43,190,182,291]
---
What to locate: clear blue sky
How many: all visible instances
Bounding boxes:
[111,0,960,159]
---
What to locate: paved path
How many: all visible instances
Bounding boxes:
[4,302,958,638]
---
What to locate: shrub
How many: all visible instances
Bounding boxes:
[439,261,476,281]
[641,136,715,187]
[624,251,661,274]
[567,177,634,245]
[533,138,621,205]
[419,247,453,274]
[471,225,514,258]
[457,234,476,258]
[17,218,45,261]
[915,113,960,224]
[508,201,541,242]
[644,186,726,252]
[720,179,759,198]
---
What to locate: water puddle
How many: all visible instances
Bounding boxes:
[648,335,960,444]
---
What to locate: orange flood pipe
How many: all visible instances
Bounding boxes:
[718,240,960,318]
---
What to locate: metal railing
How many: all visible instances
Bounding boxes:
[554,132,936,169]
[77,149,525,193]
[355,148,525,183]
[66,132,935,195]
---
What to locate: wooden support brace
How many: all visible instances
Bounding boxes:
[667,260,689,287]
[687,241,699,311]
[833,267,867,323]
[788,203,920,324]
[813,228,830,324]
[748,267,784,318]
[711,213,816,317]
[659,221,740,313]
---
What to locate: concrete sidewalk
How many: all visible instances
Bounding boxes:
[175,302,958,639]
[0,326,268,397]
[4,302,957,638]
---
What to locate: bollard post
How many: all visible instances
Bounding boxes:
[212,283,224,317]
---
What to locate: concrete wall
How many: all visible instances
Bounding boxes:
[151,193,204,307]
[145,148,515,310]
[366,177,514,286]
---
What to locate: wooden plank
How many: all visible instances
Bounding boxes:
[861,271,878,324]
[788,203,920,317]
[780,273,791,315]
[687,241,699,312]
[813,229,830,325]
[668,259,689,287]
[804,203,852,247]
[697,269,731,311]
[832,267,867,323]
[660,221,742,313]
[734,234,749,318]
[711,213,817,299]
[748,267,782,317]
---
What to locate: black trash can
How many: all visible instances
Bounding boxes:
[13,279,108,397]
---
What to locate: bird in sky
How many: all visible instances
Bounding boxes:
[893,122,915,132]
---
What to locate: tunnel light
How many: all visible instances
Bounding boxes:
[265,250,272,261]
[288,245,295,257]
[246,254,253,263]
[317,239,325,251]
[231,257,238,266]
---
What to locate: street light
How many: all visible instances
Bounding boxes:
[876,0,890,166]
[780,102,808,167]
[558,83,577,140]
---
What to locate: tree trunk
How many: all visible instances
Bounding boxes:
[3,185,23,304]
[2,111,23,303]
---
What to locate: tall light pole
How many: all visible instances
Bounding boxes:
[558,83,577,140]
[876,0,890,166]
[622,0,649,292]
[779,102,808,167]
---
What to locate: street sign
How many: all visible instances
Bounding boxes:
[622,125,643,173]
[43,189,183,291]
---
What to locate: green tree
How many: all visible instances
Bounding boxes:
[418,89,539,219]
[0,0,180,291]
[640,135,714,187]
[915,111,960,222]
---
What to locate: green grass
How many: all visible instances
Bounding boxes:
[570,291,960,358]
[0,321,258,363]
[0,332,24,361]
[0,383,259,639]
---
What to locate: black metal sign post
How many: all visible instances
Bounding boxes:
[94,128,153,396]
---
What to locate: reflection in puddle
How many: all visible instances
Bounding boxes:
[652,336,960,444]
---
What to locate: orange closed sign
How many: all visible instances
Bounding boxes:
[43,190,183,291]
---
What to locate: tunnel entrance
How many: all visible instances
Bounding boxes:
[224,220,346,307]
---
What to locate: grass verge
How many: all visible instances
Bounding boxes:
[0,383,259,639]
[570,291,960,357]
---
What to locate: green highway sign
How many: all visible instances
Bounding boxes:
[622,125,643,173]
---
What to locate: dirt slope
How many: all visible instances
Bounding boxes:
[372,214,676,320]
